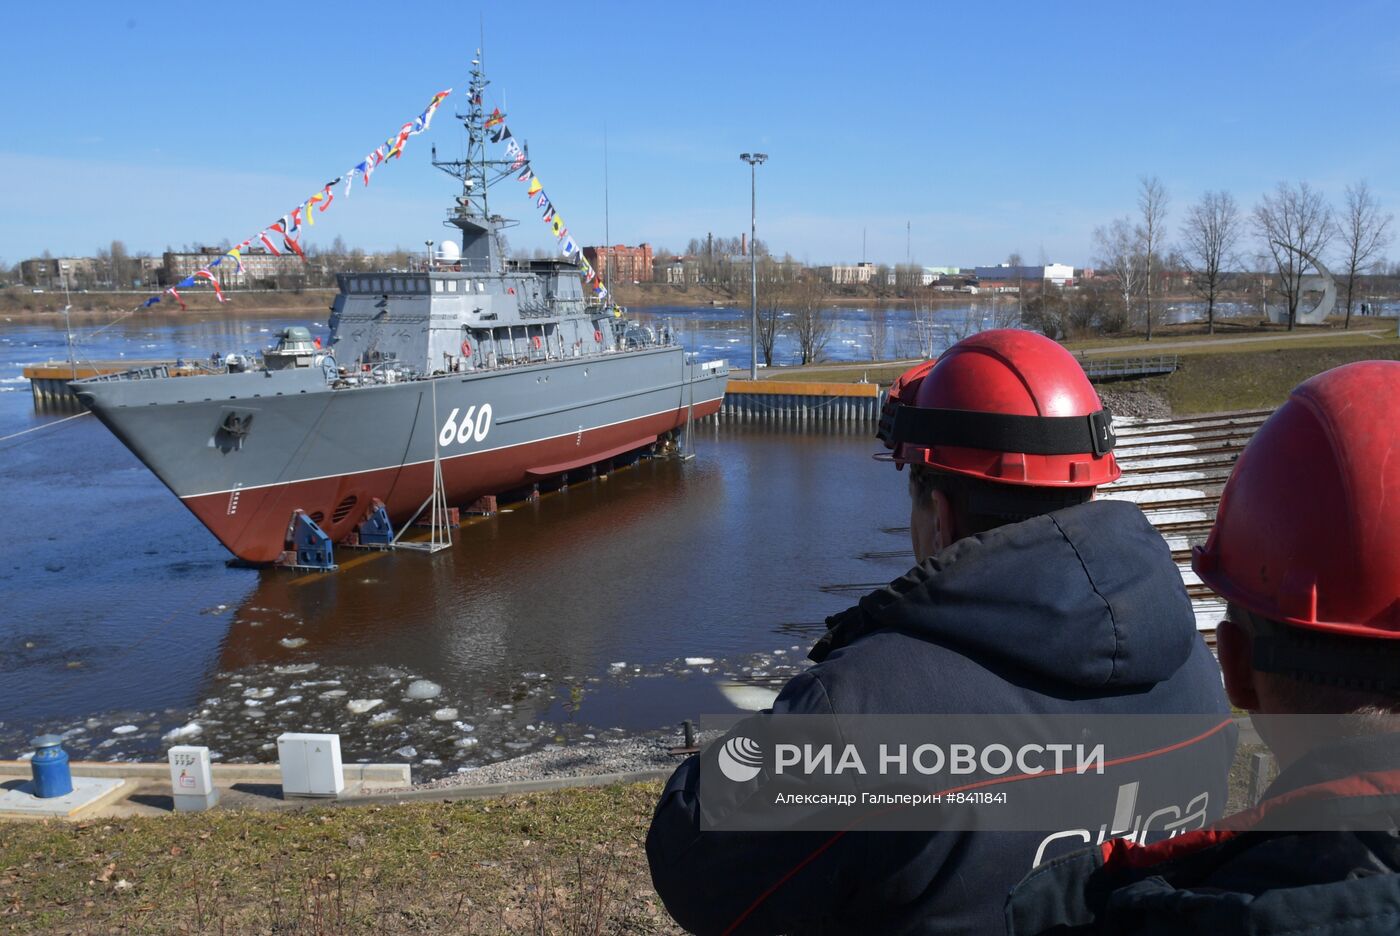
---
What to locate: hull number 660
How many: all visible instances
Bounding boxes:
[439,404,493,447]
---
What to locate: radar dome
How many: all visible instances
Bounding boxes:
[435,241,461,262]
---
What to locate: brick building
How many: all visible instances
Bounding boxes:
[582,243,653,284]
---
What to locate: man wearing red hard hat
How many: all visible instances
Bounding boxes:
[648,330,1231,935]
[1007,360,1400,935]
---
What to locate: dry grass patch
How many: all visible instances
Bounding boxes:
[0,781,678,935]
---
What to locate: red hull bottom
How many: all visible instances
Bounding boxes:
[183,400,721,564]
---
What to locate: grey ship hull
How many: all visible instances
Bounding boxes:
[74,347,726,563]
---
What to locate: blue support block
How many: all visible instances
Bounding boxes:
[357,499,394,547]
[288,510,337,570]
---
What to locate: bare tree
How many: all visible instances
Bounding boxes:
[1093,218,1143,326]
[1253,181,1335,331]
[756,265,784,367]
[868,307,889,361]
[1138,176,1169,341]
[1022,287,1068,339]
[907,301,940,358]
[108,240,130,289]
[787,279,833,365]
[1180,191,1243,334]
[1339,181,1393,328]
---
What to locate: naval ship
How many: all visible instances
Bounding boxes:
[73,61,728,565]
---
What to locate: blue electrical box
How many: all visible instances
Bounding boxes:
[30,735,73,799]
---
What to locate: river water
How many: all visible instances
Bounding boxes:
[0,309,926,776]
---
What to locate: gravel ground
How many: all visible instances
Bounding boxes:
[406,729,722,791]
[1097,384,1173,419]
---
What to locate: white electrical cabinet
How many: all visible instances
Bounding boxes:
[168,745,218,812]
[277,732,344,797]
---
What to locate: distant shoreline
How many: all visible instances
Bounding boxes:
[2,304,332,325]
[1,282,1271,323]
[1,286,338,324]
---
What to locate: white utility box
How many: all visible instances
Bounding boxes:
[168,745,218,812]
[276,732,344,797]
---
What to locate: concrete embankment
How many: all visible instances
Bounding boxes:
[717,378,884,425]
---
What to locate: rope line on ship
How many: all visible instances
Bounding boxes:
[0,410,91,445]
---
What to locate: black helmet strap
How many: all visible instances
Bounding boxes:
[889,405,1116,458]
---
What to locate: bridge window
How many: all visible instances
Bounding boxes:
[434,280,444,293]
[447,280,457,293]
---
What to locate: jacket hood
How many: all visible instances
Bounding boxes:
[811,499,1195,690]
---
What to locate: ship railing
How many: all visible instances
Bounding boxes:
[77,360,234,383]
[79,364,173,383]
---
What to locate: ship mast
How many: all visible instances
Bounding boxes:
[430,52,518,272]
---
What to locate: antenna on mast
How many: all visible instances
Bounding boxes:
[603,122,612,301]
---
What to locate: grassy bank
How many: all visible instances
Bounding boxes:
[0,287,337,320]
[0,782,676,934]
[763,331,1400,415]
[1162,339,1400,413]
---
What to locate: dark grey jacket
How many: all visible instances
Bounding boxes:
[648,500,1233,935]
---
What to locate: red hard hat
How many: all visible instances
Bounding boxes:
[878,329,1119,487]
[1193,361,1400,639]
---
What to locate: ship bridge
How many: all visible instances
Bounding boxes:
[329,261,614,379]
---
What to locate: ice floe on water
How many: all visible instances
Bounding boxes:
[404,679,441,700]
[278,637,308,649]
[719,683,782,711]
[162,722,202,741]
[9,639,825,781]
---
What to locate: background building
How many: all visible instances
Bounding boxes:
[582,244,653,284]
[822,262,878,285]
[19,257,98,288]
[972,263,1075,287]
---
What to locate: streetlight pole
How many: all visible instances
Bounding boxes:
[739,152,767,380]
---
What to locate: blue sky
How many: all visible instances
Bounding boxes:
[2,0,1397,269]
